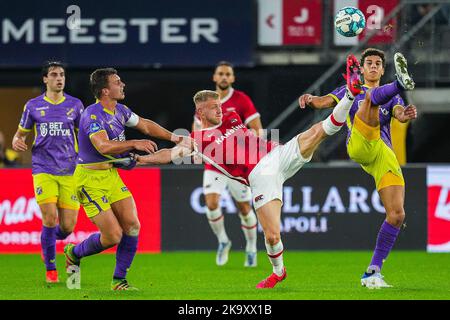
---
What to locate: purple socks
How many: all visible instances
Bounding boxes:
[370,80,403,106]
[114,234,138,279]
[41,225,73,270]
[73,233,105,258]
[55,225,71,240]
[369,221,400,271]
[41,226,57,271]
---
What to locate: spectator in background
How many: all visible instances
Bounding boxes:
[0,130,19,167]
[413,4,450,26]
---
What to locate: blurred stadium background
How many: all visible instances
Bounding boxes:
[0,0,449,298]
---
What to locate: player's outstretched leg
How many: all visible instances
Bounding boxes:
[298,54,360,162]
[369,52,414,107]
[321,54,361,137]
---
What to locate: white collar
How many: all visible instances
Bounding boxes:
[220,87,234,104]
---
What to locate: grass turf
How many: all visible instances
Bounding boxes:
[0,251,449,300]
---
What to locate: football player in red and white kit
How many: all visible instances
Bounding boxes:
[139,55,362,288]
[192,61,263,268]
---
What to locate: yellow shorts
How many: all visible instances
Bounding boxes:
[73,166,132,218]
[32,173,80,210]
[347,115,404,190]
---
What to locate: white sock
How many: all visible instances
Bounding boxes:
[206,207,229,243]
[322,90,354,135]
[265,239,284,276]
[239,210,257,253]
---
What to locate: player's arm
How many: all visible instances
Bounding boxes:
[137,145,193,165]
[13,102,34,152]
[134,117,187,145]
[12,129,29,152]
[298,94,337,109]
[393,104,417,123]
[247,116,263,136]
[90,130,157,155]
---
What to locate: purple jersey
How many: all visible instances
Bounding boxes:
[77,102,138,165]
[327,84,404,148]
[18,93,84,175]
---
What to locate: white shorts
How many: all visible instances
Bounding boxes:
[248,135,312,210]
[203,169,252,203]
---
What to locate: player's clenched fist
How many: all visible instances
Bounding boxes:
[298,94,313,109]
[133,139,158,153]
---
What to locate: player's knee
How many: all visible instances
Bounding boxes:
[265,233,280,246]
[387,208,405,226]
[125,222,141,236]
[42,214,58,227]
[205,199,220,211]
[236,202,251,215]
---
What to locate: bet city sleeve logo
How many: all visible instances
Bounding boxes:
[39,122,72,137]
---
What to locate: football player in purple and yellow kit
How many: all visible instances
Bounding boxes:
[12,61,84,283]
[64,68,191,290]
[298,49,417,289]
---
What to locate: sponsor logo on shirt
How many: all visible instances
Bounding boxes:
[215,124,246,145]
[121,186,129,192]
[254,194,264,202]
[39,122,71,137]
[89,122,101,134]
[36,187,42,195]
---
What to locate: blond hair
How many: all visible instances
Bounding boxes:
[193,90,219,106]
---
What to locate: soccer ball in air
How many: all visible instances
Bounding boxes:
[335,6,366,37]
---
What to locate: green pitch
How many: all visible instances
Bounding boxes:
[0,251,449,300]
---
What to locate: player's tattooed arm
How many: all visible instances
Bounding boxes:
[298,94,337,109]
[393,104,417,123]
[12,129,29,152]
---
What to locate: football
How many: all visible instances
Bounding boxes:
[335,6,366,37]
